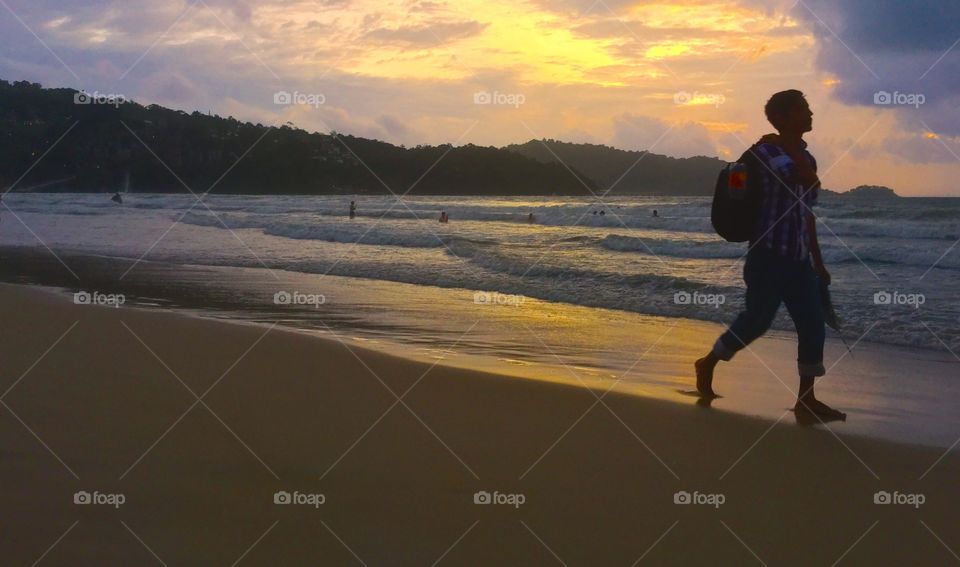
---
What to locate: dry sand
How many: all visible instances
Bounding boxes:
[1,283,958,566]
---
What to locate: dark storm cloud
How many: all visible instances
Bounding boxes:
[789,0,960,135]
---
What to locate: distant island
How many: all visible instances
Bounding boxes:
[0,79,731,196]
[843,185,900,198]
[820,185,901,199]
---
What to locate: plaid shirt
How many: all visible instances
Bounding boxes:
[750,141,819,260]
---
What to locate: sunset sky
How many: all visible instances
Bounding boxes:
[2,0,959,195]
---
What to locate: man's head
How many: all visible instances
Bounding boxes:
[764,90,813,134]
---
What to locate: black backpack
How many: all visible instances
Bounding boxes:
[711,144,764,242]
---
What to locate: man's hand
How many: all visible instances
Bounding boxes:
[814,263,831,285]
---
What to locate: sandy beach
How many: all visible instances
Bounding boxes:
[1,282,958,565]
[3,1,959,564]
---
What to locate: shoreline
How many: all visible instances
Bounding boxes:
[4,245,958,449]
[3,245,960,448]
[0,241,953,358]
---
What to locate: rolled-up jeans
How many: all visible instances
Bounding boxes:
[712,247,826,377]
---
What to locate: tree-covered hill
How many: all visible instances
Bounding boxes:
[504,139,726,196]
[0,79,597,195]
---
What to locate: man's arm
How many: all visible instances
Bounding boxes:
[787,149,820,189]
[757,134,820,189]
[806,213,830,284]
[795,148,827,281]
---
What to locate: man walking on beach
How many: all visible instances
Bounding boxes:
[695,89,844,419]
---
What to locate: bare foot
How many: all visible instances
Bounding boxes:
[695,357,717,397]
[795,397,846,421]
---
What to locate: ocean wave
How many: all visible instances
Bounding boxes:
[601,234,743,258]
[820,243,960,270]
[600,233,960,269]
[818,218,959,240]
[180,211,501,249]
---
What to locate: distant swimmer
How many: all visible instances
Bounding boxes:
[599,210,605,216]
[592,210,597,215]
[528,213,535,223]
[652,209,659,218]
[111,192,123,204]
[439,211,449,223]
[349,200,356,219]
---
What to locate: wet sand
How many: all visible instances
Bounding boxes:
[2,283,959,565]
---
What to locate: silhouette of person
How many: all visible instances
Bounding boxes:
[694,89,843,420]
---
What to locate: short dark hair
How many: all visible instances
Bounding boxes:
[764,90,806,128]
